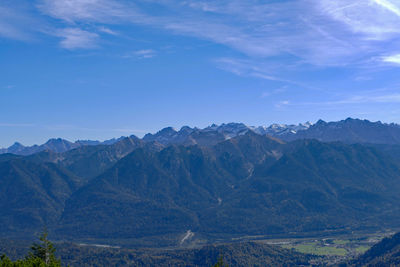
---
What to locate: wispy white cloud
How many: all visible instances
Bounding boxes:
[382,54,400,65]
[373,0,400,17]
[317,0,400,40]
[339,93,400,104]
[275,100,290,108]
[215,58,287,82]
[0,123,36,127]
[0,5,36,41]
[261,86,288,98]
[98,26,117,35]
[182,1,219,13]
[37,0,131,23]
[293,93,400,106]
[124,49,157,59]
[33,0,362,64]
[215,57,319,91]
[354,76,373,82]
[57,28,99,49]
[0,21,27,40]
[3,0,400,69]
[134,49,156,58]
[151,0,400,66]
[36,0,150,49]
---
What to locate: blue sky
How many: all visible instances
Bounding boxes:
[1,0,400,147]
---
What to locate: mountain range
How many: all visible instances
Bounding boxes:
[1,118,400,247]
[3,118,400,157]
[142,118,400,146]
[0,137,124,156]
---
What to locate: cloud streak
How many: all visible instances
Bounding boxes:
[291,93,400,107]
[373,0,400,17]
[133,49,156,59]
[57,28,99,49]
[0,4,36,41]
[338,93,400,104]
[382,54,400,65]
[0,123,36,127]
[215,57,320,91]
[37,0,131,23]
[2,0,400,71]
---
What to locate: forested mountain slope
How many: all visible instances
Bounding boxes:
[1,130,400,246]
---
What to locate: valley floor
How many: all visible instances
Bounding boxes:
[0,229,396,266]
[273,231,393,265]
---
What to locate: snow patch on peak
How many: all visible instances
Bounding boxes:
[253,122,312,136]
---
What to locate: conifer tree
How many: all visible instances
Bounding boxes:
[0,230,61,267]
[212,255,229,267]
[27,230,60,266]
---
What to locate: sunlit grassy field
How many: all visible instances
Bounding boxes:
[282,243,347,256]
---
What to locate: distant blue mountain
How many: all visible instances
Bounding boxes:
[3,118,400,156]
[0,137,125,156]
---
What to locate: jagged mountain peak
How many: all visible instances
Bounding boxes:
[128,134,140,140]
[1,136,132,156]
[160,126,178,133]
[315,119,327,125]
[45,138,72,145]
[9,142,25,149]
[4,118,400,156]
[282,118,400,144]
[180,125,194,131]
[302,121,313,127]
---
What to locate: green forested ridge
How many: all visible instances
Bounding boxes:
[347,232,400,266]
[25,135,152,179]
[1,131,400,246]
[58,134,400,243]
[0,240,315,267]
[0,159,80,237]
[2,232,400,266]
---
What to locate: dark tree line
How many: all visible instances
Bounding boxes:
[0,231,61,267]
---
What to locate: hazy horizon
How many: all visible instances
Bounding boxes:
[1,117,399,148]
